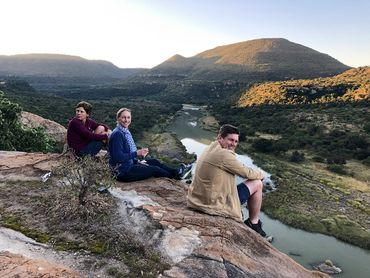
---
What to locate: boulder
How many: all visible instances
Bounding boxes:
[21,111,67,144]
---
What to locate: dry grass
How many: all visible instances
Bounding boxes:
[47,188,115,224]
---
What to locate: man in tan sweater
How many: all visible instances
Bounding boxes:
[187,124,267,237]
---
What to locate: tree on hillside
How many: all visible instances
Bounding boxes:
[0,90,54,152]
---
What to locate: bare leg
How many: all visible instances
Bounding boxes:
[243,179,263,224]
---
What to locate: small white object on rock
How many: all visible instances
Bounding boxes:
[41,172,52,182]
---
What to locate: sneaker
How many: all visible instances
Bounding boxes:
[244,218,267,237]
[178,163,193,179]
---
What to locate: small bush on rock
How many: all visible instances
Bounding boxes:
[51,156,116,221]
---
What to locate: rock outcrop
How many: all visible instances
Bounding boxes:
[0,151,330,277]
[0,251,83,278]
[112,181,328,278]
[21,111,67,144]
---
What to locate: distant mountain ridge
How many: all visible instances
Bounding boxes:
[1,39,351,83]
[0,54,143,79]
[145,38,350,81]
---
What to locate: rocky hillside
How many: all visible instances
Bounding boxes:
[238,66,370,107]
[144,38,350,81]
[21,111,67,144]
[0,54,143,79]
[0,151,330,278]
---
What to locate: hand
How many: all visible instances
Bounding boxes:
[107,129,112,137]
[137,148,149,158]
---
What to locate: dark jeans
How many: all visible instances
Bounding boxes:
[117,158,179,182]
[78,140,104,157]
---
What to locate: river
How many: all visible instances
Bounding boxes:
[167,104,370,278]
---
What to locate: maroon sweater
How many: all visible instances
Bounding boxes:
[67,117,109,154]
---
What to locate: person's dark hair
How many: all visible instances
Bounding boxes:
[76,101,92,115]
[218,124,240,138]
[116,108,131,119]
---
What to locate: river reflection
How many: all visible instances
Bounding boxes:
[167,105,370,278]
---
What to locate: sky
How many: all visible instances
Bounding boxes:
[1,0,369,68]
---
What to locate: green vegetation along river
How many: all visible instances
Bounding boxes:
[167,104,370,278]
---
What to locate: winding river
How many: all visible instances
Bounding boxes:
[167,104,370,278]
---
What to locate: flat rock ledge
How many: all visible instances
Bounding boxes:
[0,151,60,182]
[0,151,330,277]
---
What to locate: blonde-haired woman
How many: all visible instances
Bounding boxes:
[108,108,191,182]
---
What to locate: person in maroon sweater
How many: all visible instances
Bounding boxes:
[67,101,111,157]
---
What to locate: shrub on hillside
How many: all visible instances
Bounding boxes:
[326,164,347,175]
[326,155,347,165]
[272,139,290,154]
[364,123,370,134]
[290,151,305,163]
[252,138,273,153]
[312,156,325,163]
[345,135,369,150]
[238,125,255,141]
[362,157,370,167]
[0,90,54,152]
[353,149,370,160]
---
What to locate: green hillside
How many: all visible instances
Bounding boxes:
[238,67,370,106]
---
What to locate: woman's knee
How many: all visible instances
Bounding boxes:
[94,125,105,134]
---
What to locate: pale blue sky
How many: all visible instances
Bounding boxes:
[1,0,369,68]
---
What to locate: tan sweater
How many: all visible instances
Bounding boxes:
[187,141,264,221]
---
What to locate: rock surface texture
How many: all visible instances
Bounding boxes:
[0,251,83,278]
[0,151,330,277]
[21,111,67,144]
